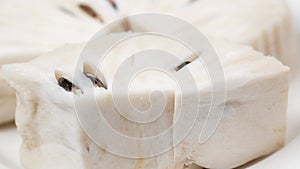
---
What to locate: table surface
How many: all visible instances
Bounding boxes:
[0,1,299,168]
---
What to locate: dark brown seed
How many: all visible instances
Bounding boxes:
[174,53,200,72]
[57,77,75,92]
[108,0,118,10]
[79,4,104,23]
[175,61,191,71]
[84,72,107,89]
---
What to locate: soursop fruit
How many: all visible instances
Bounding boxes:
[2,33,289,169]
[0,0,295,125]
[0,0,295,124]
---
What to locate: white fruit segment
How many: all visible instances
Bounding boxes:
[0,0,102,124]
[113,0,297,66]
[0,0,295,124]
[177,0,297,66]
[2,35,289,169]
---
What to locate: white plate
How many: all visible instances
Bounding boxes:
[0,1,299,169]
[0,123,22,169]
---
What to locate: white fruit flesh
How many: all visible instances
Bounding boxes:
[174,0,296,66]
[0,0,103,124]
[2,35,289,169]
[0,0,294,124]
[109,0,297,65]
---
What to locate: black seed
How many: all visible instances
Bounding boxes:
[175,61,191,71]
[84,72,107,89]
[58,77,74,92]
[174,53,200,72]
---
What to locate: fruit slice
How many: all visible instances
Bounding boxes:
[122,0,297,65]
[0,0,103,124]
[0,0,295,124]
[178,0,297,66]
[3,34,289,168]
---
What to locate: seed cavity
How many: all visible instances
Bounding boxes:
[83,63,107,89]
[79,4,104,23]
[121,19,131,32]
[175,61,191,71]
[57,77,74,92]
[108,0,118,10]
[174,53,200,71]
[59,6,76,17]
[55,71,82,94]
[108,19,132,33]
[84,72,107,89]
